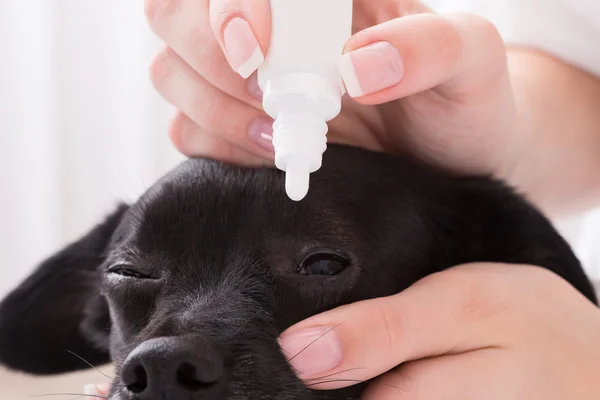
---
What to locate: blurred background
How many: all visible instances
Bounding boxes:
[0,0,181,396]
[0,0,599,398]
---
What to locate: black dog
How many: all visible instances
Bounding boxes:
[0,144,597,400]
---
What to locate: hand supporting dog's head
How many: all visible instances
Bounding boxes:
[0,144,596,400]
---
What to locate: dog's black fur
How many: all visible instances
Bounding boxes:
[0,144,597,399]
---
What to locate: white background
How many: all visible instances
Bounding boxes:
[0,0,599,397]
[0,0,183,299]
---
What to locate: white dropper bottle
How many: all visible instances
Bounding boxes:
[257,0,353,201]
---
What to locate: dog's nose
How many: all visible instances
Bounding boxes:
[120,336,226,399]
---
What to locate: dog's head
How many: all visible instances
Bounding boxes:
[0,144,596,400]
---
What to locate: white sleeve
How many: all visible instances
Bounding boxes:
[423,0,600,78]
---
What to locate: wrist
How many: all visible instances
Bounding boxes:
[501,47,600,217]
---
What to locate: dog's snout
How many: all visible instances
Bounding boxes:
[120,336,226,399]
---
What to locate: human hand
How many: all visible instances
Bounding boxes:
[277,263,600,399]
[145,0,517,176]
[84,382,109,399]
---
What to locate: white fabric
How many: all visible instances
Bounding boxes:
[423,0,600,280]
[425,0,600,78]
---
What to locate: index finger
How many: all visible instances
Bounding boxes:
[278,263,529,389]
[209,0,272,78]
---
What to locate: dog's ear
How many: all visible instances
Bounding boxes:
[0,204,128,375]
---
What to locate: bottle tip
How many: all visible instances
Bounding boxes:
[284,160,310,201]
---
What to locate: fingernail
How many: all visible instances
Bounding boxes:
[97,383,110,396]
[279,326,343,377]
[83,383,108,399]
[248,116,274,152]
[246,73,263,101]
[337,41,404,97]
[223,17,264,79]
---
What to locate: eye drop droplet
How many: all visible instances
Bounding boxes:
[285,159,310,201]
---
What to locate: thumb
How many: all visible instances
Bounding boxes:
[337,12,507,104]
[209,0,271,78]
[278,264,516,390]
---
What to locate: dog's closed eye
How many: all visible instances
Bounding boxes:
[107,264,154,280]
[296,252,349,276]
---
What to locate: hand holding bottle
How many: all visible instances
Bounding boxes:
[144,0,512,176]
[146,0,600,215]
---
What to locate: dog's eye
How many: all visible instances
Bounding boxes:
[107,265,152,279]
[297,253,349,276]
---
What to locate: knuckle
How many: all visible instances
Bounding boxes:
[462,13,502,43]
[369,300,405,355]
[149,47,176,90]
[459,283,495,324]
[168,112,187,144]
[202,40,229,76]
[201,102,226,132]
[464,13,505,60]
[426,16,464,70]
[189,91,226,132]
[450,267,507,324]
[168,112,199,156]
[404,0,432,15]
[450,13,506,66]
[144,0,181,29]
[210,2,242,30]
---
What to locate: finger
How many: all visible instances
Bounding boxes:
[150,46,275,160]
[97,383,110,396]
[209,0,271,78]
[279,263,520,389]
[362,348,514,400]
[144,0,262,108]
[337,13,506,104]
[83,383,110,399]
[169,112,273,167]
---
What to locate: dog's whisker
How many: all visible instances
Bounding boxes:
[232,309,263,337]
[64,349,113,380]
[306,378,406,392]
[288,321,346,363]
[306,378,365,387]
[29,394,106,399]
[306,367,367,381]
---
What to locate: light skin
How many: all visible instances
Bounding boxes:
[86,0,600,398]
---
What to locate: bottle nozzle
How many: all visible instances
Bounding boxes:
[271,111,326,201]
[284,157,311,201]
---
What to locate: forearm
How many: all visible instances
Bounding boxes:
[505,47,600,217]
